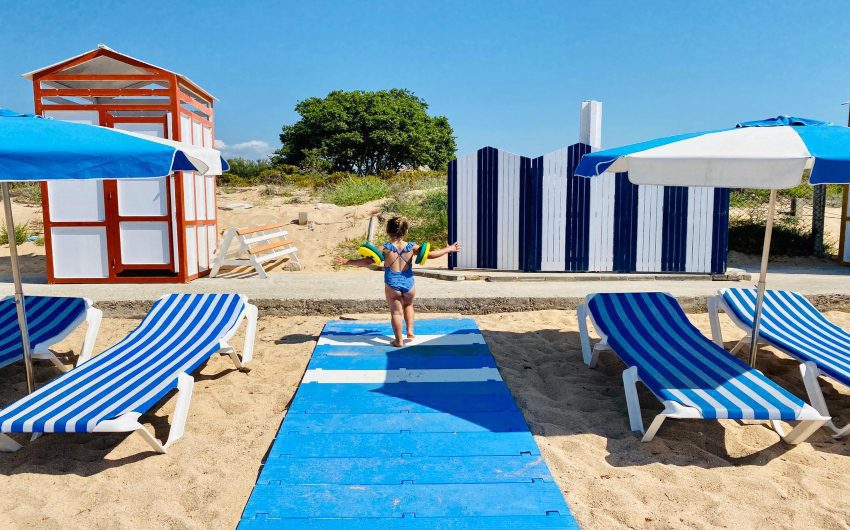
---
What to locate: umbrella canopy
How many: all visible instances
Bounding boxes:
[576,116,850,369]
[0,108,227,394]
[575,116,850,188]
[0,108,227,179]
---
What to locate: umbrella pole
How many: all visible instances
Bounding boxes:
[748,188,777,367]
[1,182,34,393]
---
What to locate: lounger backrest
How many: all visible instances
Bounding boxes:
[587,292,807,421]
[0,293,246,434]
[721,288,850,386]
[0,296,88,369]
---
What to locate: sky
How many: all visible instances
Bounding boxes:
[2,1,850,160]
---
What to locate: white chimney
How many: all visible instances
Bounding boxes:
[579,100,602,150]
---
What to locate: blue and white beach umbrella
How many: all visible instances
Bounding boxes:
[577,116,850,366]
[0,109,227,393]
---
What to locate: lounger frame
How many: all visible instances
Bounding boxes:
[0,296,258,455]
[1,296,102,372]
[578,298,828,444]
[708,294,849,438]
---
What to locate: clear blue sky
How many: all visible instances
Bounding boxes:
[2,1,849,160]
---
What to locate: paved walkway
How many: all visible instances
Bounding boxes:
[1,264,849,315]
[238,318,578,528]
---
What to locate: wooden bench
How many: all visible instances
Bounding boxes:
[210,222,301,278]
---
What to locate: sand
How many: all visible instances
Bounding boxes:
[0,309,848,529]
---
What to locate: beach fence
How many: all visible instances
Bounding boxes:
[447,101,730,274]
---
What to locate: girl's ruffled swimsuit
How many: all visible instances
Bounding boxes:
[383,242,415,294]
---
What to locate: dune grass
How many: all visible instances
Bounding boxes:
[320,176,389,206]
[0,223,30,246]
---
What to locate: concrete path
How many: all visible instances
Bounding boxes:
[0,263,848,315]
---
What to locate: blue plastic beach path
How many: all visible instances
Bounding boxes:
[238,318,578,529]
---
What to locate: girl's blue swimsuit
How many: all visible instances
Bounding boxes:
[383,242,416,294]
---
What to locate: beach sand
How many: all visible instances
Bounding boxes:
[0,310,848,528]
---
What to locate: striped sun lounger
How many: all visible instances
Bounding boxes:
[710,288,850,437]
[0,293,257,454]
[577,292,828,444]
[0,295,101,372]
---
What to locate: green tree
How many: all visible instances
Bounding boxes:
[273,89,456,175]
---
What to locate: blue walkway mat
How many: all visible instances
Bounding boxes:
[238,318,578,529]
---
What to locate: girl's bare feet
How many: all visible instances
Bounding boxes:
[405,334,415,342]
[390,339,404,347]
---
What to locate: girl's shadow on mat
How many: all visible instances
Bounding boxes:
[480,329,850,467]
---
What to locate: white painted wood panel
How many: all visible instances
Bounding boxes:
[455,152,478,268]
[686,187,714,272]
[588,172,615,271]
[51,227,108,278]
[496,150,520,270]
[117,178,167,217]
[119,222,170,265]
[48,180,104,222]
[185,226,198,277]
[194,174,207,220]
[182,172,196,221]
[636,185,664,272]
[540,148,567,271]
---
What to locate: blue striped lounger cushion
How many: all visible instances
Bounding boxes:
[587,292,812,421]
[0,296,89,369]
[0,293,246,435]
[720,288,850,388]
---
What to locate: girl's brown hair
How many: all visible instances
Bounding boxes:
[386,216,409,238]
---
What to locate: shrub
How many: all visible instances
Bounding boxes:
[321,176,389,206]
[0,223,30,246]
[728,217,834,257]
[7,183,41,205]
[382,188,448,247]
[218,173,252,187]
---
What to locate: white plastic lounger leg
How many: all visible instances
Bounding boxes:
[707,296,725,347]
[0,433,22,452]
[162,373,194,450]
[799,361,849,438]
[622,366,646,435]
[220,303,258,371]
[44,351,70,372]
[730,336,750,356]
[782,419,830,445]
[96,373,195,454]
[77,307,103,366]
[642,415,667,442]
[135,373,194,453]
[241,303,258,366]
[577,304,597,367]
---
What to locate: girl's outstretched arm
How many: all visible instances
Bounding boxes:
[427,241,462,259]
[334,256,376,267]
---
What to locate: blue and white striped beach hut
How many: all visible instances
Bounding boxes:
[447,102,730,274]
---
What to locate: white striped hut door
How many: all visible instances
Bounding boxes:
[454,151,478,269]
[636,185,665,272]
[587,172,616,271]
[540,147,569,271]
[496,150,521,270]
[685,187,715,273]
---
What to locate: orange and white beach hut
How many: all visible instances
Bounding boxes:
[24,45,219,283]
